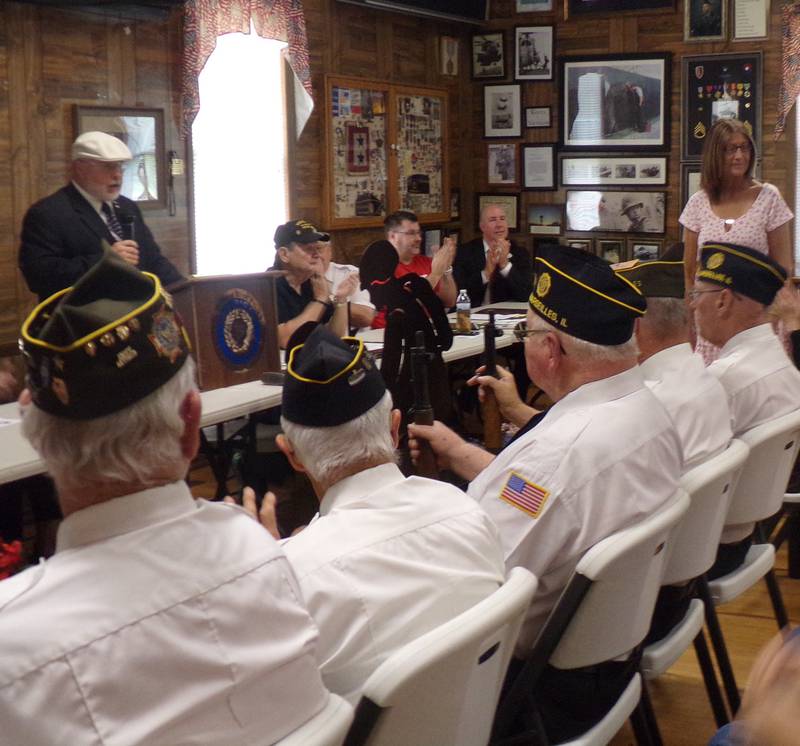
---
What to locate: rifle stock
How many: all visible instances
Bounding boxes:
[409,330,439,478]
[482,313,503,452]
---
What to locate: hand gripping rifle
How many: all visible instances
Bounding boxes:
[409,330,439,479]
[481,312,503,452]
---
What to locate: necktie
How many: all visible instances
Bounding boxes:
[101,202,124,240]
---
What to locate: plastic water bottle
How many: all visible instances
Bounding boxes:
[456,288,472,332]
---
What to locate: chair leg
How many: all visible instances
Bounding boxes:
[630,701,654,746]
[764,568,789,629]
[693,629,729,728]
[697,576,741,716]
[787,513,800,579]
[638,677,663,746]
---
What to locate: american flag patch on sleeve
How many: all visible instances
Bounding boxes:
[499,472,549,518]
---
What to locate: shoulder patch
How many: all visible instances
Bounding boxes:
[499,471,549,518]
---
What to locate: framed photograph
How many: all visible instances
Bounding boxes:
[484,84,522,138]
[440,36,459,76]
[514,26,554,81]
[488,143,519,186]
[681,52,762,160]
[598,239,625,264]
[680,163,703,212]
[733,0,769,40]
[685,0,726,41]
[450,188,460,218]
[73,105,166,209]
[565,190,666,233]
[477,193,520,231]
[629,239,663,259]
[567,0,674,16]
[523,144,556,190]
[526,106,552,128]
[518,0,553,10]
[472,32,505,80]
[560,155,667,186]
[528,204,564,235]
[567,238,593,251]
[560,53,671,150]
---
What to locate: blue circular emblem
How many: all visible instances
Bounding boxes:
[213,289,266,369]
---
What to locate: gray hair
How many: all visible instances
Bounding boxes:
[280,391,396,485]
[21,358,197,490]
[528,313,639,363]
[641,297,687,337]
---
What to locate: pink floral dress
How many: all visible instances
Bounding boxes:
[679,183,793,363]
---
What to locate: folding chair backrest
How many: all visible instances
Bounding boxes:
[550,489,689,669]
[663,439,750,585]
[275,693,353,746]
[726,409,800,526]
[344,567,538,746]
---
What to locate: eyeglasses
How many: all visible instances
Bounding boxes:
[687,288,724,300]
[294,243,322,255]
[724,143,752,156]
[513,322,568,354]
[395,230,422,237]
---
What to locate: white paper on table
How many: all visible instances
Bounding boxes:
[0,418,19,427]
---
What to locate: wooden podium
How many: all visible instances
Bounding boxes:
[170,272,283,391]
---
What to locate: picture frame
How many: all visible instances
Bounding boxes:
[514,26,554,81]
[680,162,703,212]
[597,238,626,264]
[525,106,552,128]
[450,188,460,219]
[685,0,726,42]
[565,190,666,233]
[681,52,762,160]
[567,0,674,16]
[440,36,459,76]
[560,154,667,186]
[518,0,554,11]
[471,32,506,80]
[528,203,564,235]
[488,143,519,186]
[484,84,522,138]
[73,105,166,210]
[566,238,593,251]
[522,144,556,190]
[733,0,769,40]
[628,239,663,260]
[477,193,520,231]
[560,53,671,151]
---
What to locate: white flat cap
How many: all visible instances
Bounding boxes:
[72,131,132,162]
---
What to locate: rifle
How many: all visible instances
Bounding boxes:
[481,312,503,452]
[409,330,439,479]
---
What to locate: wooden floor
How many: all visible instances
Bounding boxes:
[189,460,797,746]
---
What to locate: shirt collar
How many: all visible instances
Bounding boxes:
[319,462,405,516]
[71,180,105,215]
[549,365,645,419]
[639,343,694,379]
[56,481,197,552]
[720,323,775,357]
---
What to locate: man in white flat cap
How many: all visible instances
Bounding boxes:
[19,130,183,300]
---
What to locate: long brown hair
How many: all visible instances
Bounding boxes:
[700,119,757,203]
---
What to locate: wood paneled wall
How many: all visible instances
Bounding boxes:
[0,1,189,351]
[475,0,794,252]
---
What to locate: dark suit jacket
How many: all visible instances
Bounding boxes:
[19,183,184,300]
[454,237,533,308]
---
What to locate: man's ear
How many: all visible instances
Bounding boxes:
[179,390,202,461]
[390,408,402,448]
[276,433,307,474]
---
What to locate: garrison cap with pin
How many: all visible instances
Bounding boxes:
[71,131,132,162]
[529,244,646,345]
[282,325,385,427]
[697,241,787,306]
[273,219,330,249]
[20,247,190,420]
[614,259,685,298]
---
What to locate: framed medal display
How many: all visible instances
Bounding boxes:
[681,52,762,161]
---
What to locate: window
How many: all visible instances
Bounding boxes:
[192,28,289,275]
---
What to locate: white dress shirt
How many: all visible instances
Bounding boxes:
[0,482,328,746]
[284,462,505,704]
[468,366,682,651]
[480,239,513,305]
[640,342,732,471]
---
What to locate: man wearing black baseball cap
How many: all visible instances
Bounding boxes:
[690,241,800,575]
[0,251,330,745]
[271,325,504,703]
[410,245,682,741]
[272,219,349,348]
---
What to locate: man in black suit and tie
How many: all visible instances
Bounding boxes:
[19,131,183,300]
[454,203,532,308]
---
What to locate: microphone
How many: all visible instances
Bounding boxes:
[114,204,136,241]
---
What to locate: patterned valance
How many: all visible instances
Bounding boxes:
[776,2,800,138]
